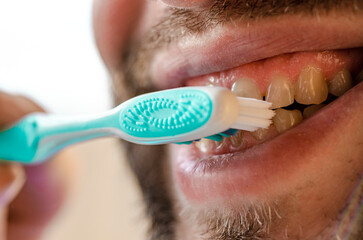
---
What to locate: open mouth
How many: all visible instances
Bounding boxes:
[170,48,363,205]
[150,14,363,206]
[188,49,363,156]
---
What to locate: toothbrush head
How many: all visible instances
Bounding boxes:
[119,88,213,140]
[117,87,274,145]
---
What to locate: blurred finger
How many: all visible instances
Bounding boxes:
[0,164,25,240]
[0,91,43,127]
[0,91,72,240]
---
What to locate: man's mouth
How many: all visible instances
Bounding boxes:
[148,13,363,206]
[187,49,363,156]
[169,47,363,205]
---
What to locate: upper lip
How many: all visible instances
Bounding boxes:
[150,14,363,88]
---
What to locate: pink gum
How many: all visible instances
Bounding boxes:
[187,49,363,94]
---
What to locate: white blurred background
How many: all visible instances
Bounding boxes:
[0,0,111,114]
[0,0,147,239]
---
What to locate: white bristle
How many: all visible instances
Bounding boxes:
[232,97,274,132]
[237,97,272,109]
[231,123,259,132]
[234,115,272,128]
[239,106,275,119]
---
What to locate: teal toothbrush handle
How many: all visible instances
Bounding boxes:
[0,110,121,164]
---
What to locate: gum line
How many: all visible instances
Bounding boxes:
[187,49,363,93]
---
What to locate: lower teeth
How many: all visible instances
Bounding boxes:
[229,130,244,148]
[251,127,270,141]
[303,104,326,119]
[273,109,303,133]
[195,138,215,153]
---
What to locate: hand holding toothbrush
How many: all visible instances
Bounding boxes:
[0,91,71,239]
[0,87,274,164]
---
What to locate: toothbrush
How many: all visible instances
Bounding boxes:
[0,87,274,164]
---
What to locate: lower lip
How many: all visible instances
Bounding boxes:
[171,82,363,205]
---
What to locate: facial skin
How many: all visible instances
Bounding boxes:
[93,0,363,240]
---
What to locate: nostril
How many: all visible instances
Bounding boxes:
[160,0,214,9]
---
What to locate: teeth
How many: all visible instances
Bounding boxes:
[195,66,357,152]
[229,130,244,148]
[328,69,353,97]
[231,78,263,100]
[266,75,294,109]
[251,127,271,141]
[195,138,215,153]
[273,109,303,133]
[303,104,326,119]
[215,137,226,150]
[295,66,328,104]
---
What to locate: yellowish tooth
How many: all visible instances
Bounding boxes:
[303,104,326,119]
[266,75,294,109]
[273,109,303,133]
[215,137,226,150]
[206,81,215,87]
[328,69,353,97]
[229,130,244,148]
[231,78,263,100]
[251,127,270,141]
[295,66,328,104]
[195,138,215,153]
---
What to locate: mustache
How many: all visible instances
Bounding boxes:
[145,0,362,49]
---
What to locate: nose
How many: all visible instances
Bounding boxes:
[160,0,214,9]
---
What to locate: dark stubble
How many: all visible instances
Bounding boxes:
[112,1,363,239]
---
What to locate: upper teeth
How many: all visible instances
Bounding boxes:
[295,66,328,105]
[228,67,356,137]
[328,69,353,97]
[231,78,263,100]
[266,75,294,109]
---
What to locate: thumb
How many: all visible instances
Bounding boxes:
[0,92,44,127]
[0,91,72,240]
[0,164,25,240]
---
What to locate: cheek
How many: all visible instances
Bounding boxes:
[93,0,144,70]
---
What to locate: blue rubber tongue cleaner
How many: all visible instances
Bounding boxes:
[0,87,237,164]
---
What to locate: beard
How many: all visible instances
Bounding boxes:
[111,1,363,239]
